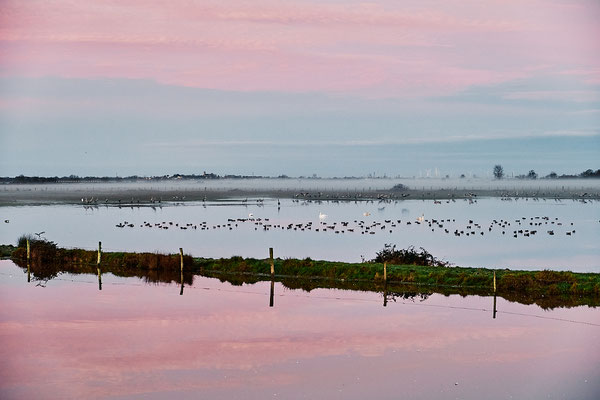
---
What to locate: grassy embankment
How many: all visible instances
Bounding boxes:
[0,244,16,258]
[6,240,600,309]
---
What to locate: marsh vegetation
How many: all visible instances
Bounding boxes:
[9,240,600,309]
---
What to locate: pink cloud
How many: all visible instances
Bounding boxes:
[1,1,599,97]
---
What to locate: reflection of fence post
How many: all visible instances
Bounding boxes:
[27,261,30,282]
[269,247,274,276]
[270,279,274,307]
[97,241,102,291]
[179,248,184,295]
[383,281,388,307]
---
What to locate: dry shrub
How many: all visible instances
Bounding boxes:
[534,270,576,284]
[500,273,534,291]
[373,244,450,267]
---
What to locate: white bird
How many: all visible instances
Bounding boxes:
[417,214,425,222]
[363,212,370,217]
[248,213,254,218]
[319,212,327,220]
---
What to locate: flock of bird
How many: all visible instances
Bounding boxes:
[114,212,579,238]
[76,191,598,207]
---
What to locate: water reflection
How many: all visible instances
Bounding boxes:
[11,257,599,311]
[494,294,497,319]
[1,259,599,400]
[383,281,387,307]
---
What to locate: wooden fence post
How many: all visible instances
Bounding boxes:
[269,247,274,276]
[179,248,184,273]
[384,262,387,282]
[97,242,102,265]
[26,239,30,263]
[493,271,497,293]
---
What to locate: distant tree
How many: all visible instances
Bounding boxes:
[581,169,593,177]
[579,169,600,178]
[546,172,558,179]
[527,169,538,179]
[493,165,504,179]
[460,174,466,179]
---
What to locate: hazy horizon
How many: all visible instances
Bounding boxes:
[1,135,597,179]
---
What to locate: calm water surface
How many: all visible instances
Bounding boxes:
[1,198,599,271]
[0,260,598,399]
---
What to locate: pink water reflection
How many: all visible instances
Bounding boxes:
[0,260,599,399]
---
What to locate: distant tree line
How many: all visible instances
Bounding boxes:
[492,166,600,180]
[0,172,224,184]
[2,168,599,184]
[0,172,331,183]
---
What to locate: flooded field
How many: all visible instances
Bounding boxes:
[1,197,599,271]
[2,184,599,399]
[0,260,598,399]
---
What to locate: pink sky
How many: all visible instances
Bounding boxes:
[1,0,599,97]
[0,1,598,177]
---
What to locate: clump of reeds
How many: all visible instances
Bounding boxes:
[15,234,58,263]
[372,244,450,267]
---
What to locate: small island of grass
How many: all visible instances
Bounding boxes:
[4,237,600,309]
